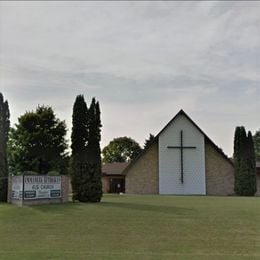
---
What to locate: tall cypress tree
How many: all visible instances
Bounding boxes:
[234,126,257,196]
[233,127,241,168]
[70,95,88,201]
[253,130,260,160]
[244,131,256,195]
[144,134,155,149]
[0,93,10,202]
[234,126,247,195]
[87,99,102,202]
[71,96,102,202]
[80,98,102,202]
[234,126,242,194]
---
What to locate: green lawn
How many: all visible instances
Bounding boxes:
[0,195,259,260]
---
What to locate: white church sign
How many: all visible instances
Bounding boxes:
[9,174,69,206]
[24,175,61,199]
[11,175,61,200]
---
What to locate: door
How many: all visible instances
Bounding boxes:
[109,178,125,193]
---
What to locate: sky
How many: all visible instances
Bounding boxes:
[0,1,259,156]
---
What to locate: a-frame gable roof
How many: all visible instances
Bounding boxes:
[123,109,233,175]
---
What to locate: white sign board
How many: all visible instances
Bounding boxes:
[12,175,23,200]
[24,175,61,200]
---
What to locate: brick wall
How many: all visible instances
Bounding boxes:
[205,140,235,195]
[102,176,110,193]
[125,142,159,194]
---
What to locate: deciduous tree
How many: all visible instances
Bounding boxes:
[8,106,68,175]
[102,137,142,163]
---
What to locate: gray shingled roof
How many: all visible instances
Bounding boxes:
[102,162,129,176]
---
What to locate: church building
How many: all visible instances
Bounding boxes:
[123,110,235,195]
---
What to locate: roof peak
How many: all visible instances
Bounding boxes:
[176,109,189,117]
[123,109,233,174]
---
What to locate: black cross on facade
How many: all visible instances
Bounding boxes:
[167,130,196,184]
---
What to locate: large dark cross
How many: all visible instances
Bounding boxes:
[167,130,196,184]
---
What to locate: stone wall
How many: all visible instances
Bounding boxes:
[125,142,159,194]
[205,140,235,195]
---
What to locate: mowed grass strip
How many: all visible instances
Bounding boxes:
[0,195,259,260]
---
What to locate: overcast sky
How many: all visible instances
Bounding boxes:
[0,1,259,156]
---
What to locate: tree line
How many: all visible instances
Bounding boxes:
[0,91,259,201]
[0,93,102,202]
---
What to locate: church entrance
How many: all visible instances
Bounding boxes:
[109,177,125,193]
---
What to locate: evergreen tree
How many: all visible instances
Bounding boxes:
[253,130,260,161]
[235,126,248,195]
[70,96,102,202]
[244,131,256,195]
[144,134,155,149]
[83,98,102,202]
[90,100,102,202]
[70,95,88,201]
[0,93,10,202]
[234,127,256,196]
[234,126,242,194]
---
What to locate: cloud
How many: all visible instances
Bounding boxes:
[0,1,259,155]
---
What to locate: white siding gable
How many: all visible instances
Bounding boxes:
[159,114,206,194]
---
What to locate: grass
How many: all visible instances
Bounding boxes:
[0,195,260,260]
